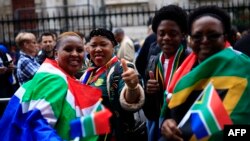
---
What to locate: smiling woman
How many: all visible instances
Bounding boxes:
[80,28,145,141]
[0,32,112,141]
[54,32,85,76]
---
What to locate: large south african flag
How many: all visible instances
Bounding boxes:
[167,48,250,140]
[0,59,112,141]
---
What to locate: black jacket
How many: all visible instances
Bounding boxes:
[143,46,191,120]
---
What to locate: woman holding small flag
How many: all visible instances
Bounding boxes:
[80,28,145,141]
[0,32,112,141]
[161,5,250,141]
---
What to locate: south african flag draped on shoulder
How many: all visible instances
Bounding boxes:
[0,59,112,141]
[155,45,185,118]
[167,48,250,141]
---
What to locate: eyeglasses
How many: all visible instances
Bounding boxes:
[190,33,223,42]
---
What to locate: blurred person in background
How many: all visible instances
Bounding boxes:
[0,44,17,116]
[36,32,56,64]
[113,28,135,63]
[135,18,158,82]
[15,32,40,85]
[233,28,250,57]
[227,25,241,47]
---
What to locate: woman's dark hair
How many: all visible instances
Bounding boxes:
[89,28,118,46]
[152,5,188,34]
[188,5,231,35]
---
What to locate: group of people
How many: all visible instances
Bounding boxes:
[0,28,145,140]
[0,4,250,141]
[139,4,250,141]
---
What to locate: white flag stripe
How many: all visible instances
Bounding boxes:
[37,62,67,82]
[15,86,26,100]
[81,99,103,116]
[91,114,97,135]
[80,117,86,137]
[21,99,57,127]
[66,90,76,113]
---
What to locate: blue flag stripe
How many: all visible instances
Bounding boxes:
[191,111,210,139]
[70,119,83,138]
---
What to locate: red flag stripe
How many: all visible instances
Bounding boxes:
[209,88,233,129]
[68,79,102,109]
[94,109,112,134]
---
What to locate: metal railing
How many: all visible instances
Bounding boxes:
[0,98,10,103]
[0,2,250,47]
